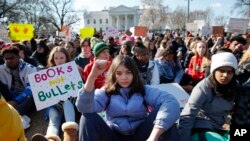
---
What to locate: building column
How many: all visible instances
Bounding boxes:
[125,14,128,31]
[116,15,120,30]
[133,14,136,26]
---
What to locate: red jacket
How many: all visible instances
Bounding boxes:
[187,56,207,81]
[83,57,112,88]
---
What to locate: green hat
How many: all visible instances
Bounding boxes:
[93,42,109,57]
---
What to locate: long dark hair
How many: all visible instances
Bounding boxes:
[104,55,145,97]
[209,69,238,100]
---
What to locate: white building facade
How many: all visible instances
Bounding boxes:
[83,5,141,32]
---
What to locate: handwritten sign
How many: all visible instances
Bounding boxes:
[103,27,119,40]
[9,23,34,41]
[28,61,83,111]
[151,83,189,108]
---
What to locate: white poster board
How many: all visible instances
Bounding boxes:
[228,18,250,34]
[201,25,212,36]
[28,61,83,111]
[151,83,189,108]
[186,22,198,33]
[194,20,205,32]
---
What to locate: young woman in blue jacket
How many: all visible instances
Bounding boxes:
[76,55,180,141]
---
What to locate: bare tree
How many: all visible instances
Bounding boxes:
[214,15,229,26]
[139,0,168,31]
[231,0,250,18]
[189,8,214,26]
[168,6,186,30]
[41,0,80,31]
[0,0,24,18]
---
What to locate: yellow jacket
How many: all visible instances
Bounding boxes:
[0,96,26,141]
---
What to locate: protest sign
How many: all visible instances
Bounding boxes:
[151,83,189,108]
[228,18,250,34]
[212,26,224,37]
[186,22,198,33]
[80,27,95,38]
[103,27,119,40]
[134,26,148,36]
[9,23,34,41]
[201,25,212,36]
[61,25,71,41]
[28,61,83,111]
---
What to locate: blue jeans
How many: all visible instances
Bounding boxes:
[46,100,75,135]
[79,107,180,141]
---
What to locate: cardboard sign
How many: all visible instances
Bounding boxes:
[151,83,189,108]
[134,26,148,36]
[0,24,11,42]
[228,18,250,34]
[28,61,83,111]
[9,23,34,41]
[80,27,95,38]
[212,26,224,36]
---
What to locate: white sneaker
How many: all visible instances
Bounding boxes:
[22,115,31,123]
[21,115,31,129]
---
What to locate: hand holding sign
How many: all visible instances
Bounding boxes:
[28,61,83,111]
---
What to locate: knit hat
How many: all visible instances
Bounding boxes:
[90,37,101,49]
[210,52,238,74]
[93,42,109,57]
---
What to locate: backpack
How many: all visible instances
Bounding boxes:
[231,81,250,125]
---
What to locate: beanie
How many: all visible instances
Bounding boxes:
[210,52,238,74]
[90,37,101,49]
[93,42,109,57]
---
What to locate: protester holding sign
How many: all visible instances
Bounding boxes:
[0,46,37,129]
[178,52,239,141]
[76,55,180,141]
[32,47,78,141]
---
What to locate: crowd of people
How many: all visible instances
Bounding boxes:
[0,30,250,141]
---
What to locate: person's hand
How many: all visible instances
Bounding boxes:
[89,59,110,78]
[8,100,18,108]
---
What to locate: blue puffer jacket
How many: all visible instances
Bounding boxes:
[76,85,180,135]
[0,60,37,103]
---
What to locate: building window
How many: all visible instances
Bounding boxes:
[87,19,90,24]
[106,19,108,24]
[100,27,103,32]
[100,19,102,24]
[93,19,96,24]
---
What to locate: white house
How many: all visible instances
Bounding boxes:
[83,5,141,32]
